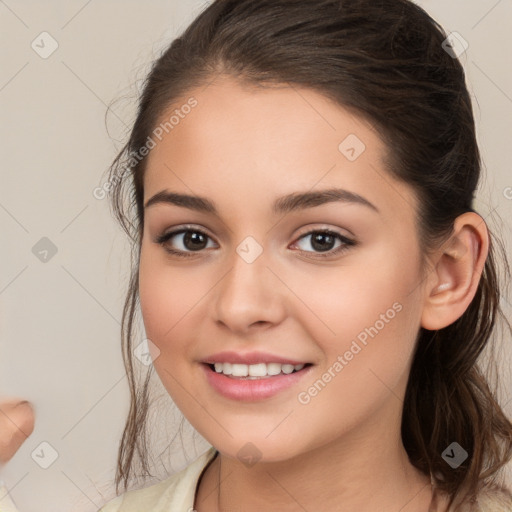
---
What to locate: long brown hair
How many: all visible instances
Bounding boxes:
[105,0,512,508]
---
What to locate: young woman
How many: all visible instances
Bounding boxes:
[97,0,511,510]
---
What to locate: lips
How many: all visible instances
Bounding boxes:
[201,361,314,401]
[199,350,315,400]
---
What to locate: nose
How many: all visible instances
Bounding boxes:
[212,247,287,335]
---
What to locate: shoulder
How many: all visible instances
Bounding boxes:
[439,482,512,512]
[98,447,218,512]
[471,483,512,512]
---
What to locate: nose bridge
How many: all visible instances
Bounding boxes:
[213,235,285,331]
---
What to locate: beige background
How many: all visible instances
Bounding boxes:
[1,1,511,510]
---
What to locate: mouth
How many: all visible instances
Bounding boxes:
[201,361,314,401]
[205,362,313,379]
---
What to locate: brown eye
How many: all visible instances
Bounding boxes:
[156,227,217,257]
[292,230,356,258]
[180,231,209,251]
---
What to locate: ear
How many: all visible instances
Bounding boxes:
[420,212,489,331]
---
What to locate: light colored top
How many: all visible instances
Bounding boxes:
[98,446,218,512]
[98,447,512,512]
[1,451,511,511]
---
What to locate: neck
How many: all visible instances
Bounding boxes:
[195,395,434,512]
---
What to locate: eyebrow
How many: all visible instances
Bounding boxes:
[144,187,379,215]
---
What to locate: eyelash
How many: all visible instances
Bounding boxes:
[155,225,356,259]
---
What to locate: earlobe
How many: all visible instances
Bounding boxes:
[420,212,488,331]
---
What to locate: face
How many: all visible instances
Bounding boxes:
[139,75,427,462]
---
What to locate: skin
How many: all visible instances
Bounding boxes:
[139,75,488,512]
[0,399,35,467]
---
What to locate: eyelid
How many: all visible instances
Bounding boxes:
[294,223,353,240]
[157,223,216,239]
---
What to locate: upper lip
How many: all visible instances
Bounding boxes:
[202,351,310,366]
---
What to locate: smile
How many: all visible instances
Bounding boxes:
[210,362,308,378]
[201,362,314,401]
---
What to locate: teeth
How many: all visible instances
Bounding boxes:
[282,364,295,374]
[212,362,306,378]
[249,363,267,377]
[232,364,249,377]
[267,363,282,376]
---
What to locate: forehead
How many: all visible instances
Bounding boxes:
[143,75,418,223]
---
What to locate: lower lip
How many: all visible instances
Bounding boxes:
[201,363,313,402]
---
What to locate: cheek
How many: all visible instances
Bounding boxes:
[138,245,225,383]
[289,275,421,450]
[293,245,422,397]
[138,250,198,357]
[297,243,420,345]
[138,255,205,410]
